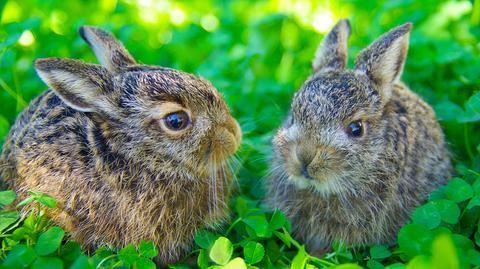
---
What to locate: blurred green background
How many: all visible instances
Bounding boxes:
[0,0,480,200]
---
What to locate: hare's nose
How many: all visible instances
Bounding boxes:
[296,147,315,179]
[296,147,314,166]
[300,163,313,180]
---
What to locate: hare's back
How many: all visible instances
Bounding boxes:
[1,90,92,190]
[386,84,451,190]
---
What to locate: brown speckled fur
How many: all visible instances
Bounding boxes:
[266,20,452,252]
[0,26,241,265]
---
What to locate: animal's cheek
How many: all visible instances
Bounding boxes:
[272,129,291,159]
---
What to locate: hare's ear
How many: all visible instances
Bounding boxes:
[35,58,113,113]
[79,26,136,72]
[355,23,412,98]
[312,19,351,73]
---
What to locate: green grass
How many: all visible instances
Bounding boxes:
[1,0,480,268]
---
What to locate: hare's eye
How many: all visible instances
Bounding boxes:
[346,121,364,138]
[164,111,190,131]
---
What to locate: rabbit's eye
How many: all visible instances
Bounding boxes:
[346,121,364,137]
[164,111,190,131]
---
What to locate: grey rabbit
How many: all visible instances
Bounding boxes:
[266,20,452,252]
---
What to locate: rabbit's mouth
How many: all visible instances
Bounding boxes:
[204,117,242,164]
[282,153,348,195]
[288,172,349,196]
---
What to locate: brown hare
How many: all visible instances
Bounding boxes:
[266,20,451,252]
[0,26,241,265]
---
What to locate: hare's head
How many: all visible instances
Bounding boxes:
[35,26,241,177]
[273,20,412,195]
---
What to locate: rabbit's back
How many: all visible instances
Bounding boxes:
[1,90,90,190]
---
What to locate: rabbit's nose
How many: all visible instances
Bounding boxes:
[296,147,314,179]
[300,163,313,180]
[296,147,314,166]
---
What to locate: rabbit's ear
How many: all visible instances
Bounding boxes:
[355,23,412,98]
[79,26,136,72]
[35,58,113,113]
[312,19,351,73]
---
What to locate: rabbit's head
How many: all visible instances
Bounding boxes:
[34,26,241,177]
[272,20,412,195]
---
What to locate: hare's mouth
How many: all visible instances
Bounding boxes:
[205,123,241,164]
[288,172,347,196]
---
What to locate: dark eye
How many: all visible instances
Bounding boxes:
[164,111,190,131]
[346,121,364,138]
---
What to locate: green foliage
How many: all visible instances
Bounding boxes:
[1,0,480,268]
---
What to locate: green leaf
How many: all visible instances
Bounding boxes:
[468,249,480,266]
[243,214,270,237]
[93,246,114,261]
[472,177,480,194]
[32,257,63,269]
[118,243,139,266]
[370,245,392,260]
[209,237,233,265]
[243,241,265,264]
[335,264,363,269]
[16,196,35,208]
[434,100,464,121]
[452,234,474,251]
[475,230,480,247]
[269,209,287,230]
[290,245,308,269]
[60,241,82,261]
[443,178,474,202]
[467,195,480,209]
[405,255,432,269]
[398,224,433,258]
[385,263,406,269]
[35,226,65,256]
[412,202,441,229]
[198,249,209,269]
[3,245,36,267]
[235,196,251,217]
[0,210,19,232]
[0,116,10,145]
[223,257,247,269]
[0,190,16,207]
[273,231,291,247]
[37,195,57,208]
[195,229,217,249]
[431,199,460,224]
[431,234,460,269]
[134,257,156,269]
[367,259,385,269]
[139,240,158,258]
[458,92,480,122]
[266,240,281,262]
[70,255,95,269]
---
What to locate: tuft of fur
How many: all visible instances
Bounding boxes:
[266,20,451,252]
[0,26,241,265]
